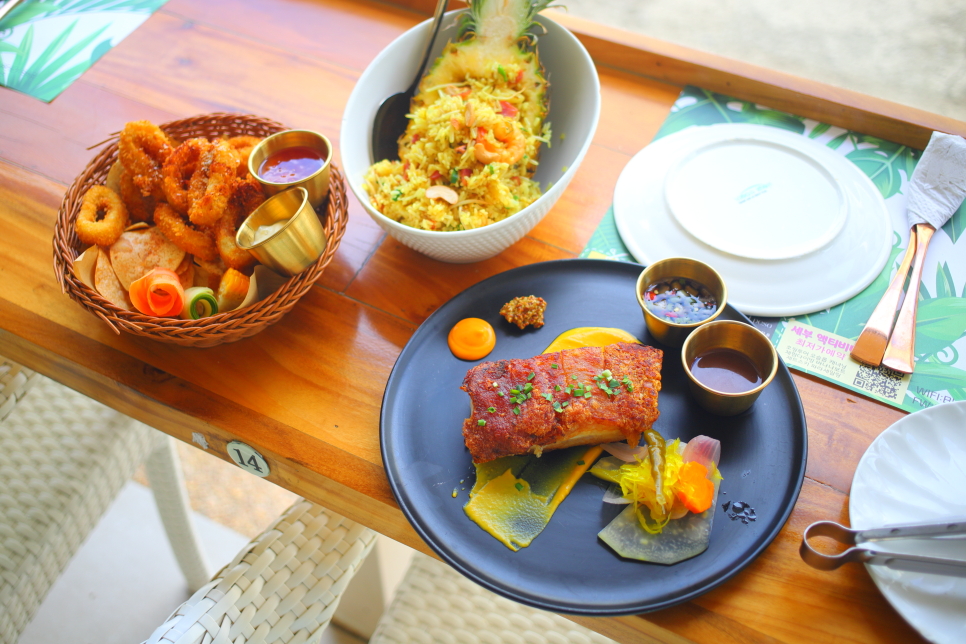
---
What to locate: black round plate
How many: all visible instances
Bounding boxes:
[380,259,807,616]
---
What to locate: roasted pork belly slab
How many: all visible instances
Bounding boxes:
[461,342,662,463]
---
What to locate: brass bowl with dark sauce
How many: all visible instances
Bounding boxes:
[681,320,778,416]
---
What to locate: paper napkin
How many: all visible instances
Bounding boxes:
[906,131,966,229]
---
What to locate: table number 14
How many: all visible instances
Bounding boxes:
[226,440,271,478]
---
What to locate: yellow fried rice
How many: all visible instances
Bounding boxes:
[364,72,550,232]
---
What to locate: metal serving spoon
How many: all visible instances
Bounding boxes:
[370,0,449,164]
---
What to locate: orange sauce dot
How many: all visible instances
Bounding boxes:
[448,318,496,360]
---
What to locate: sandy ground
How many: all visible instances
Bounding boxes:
[562,0,966,123]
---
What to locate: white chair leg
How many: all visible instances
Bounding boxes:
[143,434,211,592]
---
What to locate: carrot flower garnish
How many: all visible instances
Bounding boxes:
[129,268,186,317]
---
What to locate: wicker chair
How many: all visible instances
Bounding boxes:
[142,500,377,644]
[0,356,210,644]
[369,552,618,644]
[141,501,617,644]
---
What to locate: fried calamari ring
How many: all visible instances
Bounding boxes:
[119,166,156,223]
[188,140,239,227]
[215,177,265,270]
[118,120,174,199]
[154,203,219,261]
[75,185,129,246]
[162,138,213,213]
[226,136,262,178]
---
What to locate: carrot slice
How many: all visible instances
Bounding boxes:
[674,461,715,514]
[129,268,185,317]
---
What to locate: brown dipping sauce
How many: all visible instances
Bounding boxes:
[690,348,762,393]
[258,146,325,183]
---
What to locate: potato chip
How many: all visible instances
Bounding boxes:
[110,226,185,290]
[94,247,132,310]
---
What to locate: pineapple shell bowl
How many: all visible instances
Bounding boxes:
[340,8,600,263]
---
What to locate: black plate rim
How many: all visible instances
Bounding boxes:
[380,258,807,616]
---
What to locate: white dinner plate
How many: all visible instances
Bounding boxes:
[613,123,892,317]
[849,401,966,644]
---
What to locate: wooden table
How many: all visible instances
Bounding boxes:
[2,1,964,642]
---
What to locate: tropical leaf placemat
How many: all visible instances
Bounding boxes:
[0,0,168,102]
[581,86,966,414]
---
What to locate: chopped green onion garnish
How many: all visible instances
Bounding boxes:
[487,406,496,413]
[577,460,585,465]
[478,419,486,426]
[527,372,535,380]
[513,406,521,415]
[515,482,523,491]
[551,363,559,369]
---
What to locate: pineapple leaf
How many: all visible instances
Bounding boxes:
[459,0,560,43]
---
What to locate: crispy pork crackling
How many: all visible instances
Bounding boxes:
[461,342,662,463]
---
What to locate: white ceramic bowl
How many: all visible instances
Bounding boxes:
[341,11,601,263]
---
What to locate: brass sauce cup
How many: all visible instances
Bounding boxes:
[635,257,727,347]
[236,187,327,276]
[249,129,332,208]
[681,320,778,416]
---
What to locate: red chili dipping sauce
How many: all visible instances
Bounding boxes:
[258,146,325,183]
[689,348,762,393]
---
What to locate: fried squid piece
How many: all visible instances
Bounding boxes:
[461,342,662,463]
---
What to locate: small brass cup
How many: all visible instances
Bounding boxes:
[249,129,332,208]
[635,257,727,347]
[681,320,778,416]
[236,187,327,276]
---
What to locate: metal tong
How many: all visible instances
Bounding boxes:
[800,519,966,578]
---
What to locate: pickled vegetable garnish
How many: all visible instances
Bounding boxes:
[592,435,723,564]
[643,277,717,324]
[591,437,721,534]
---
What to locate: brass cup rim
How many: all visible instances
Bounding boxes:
[236,186,309,251]
[680,320,779,398]
[248,129,332,187]
[635,258,729,325]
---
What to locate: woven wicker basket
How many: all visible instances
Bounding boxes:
[53,113,347,348]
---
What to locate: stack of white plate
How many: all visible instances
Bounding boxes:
[850,401,966,644]
[613,123,892,317]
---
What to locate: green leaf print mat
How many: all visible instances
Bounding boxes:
[0,0,169,102]
[582,86,966,414]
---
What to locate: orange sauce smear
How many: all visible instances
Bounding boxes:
[447,318,496,360]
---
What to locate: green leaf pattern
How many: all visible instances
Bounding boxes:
[0,0,168,101]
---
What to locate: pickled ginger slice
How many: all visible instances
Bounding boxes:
[594,435,722,563]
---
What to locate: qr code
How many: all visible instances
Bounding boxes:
[854,364,903,400]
